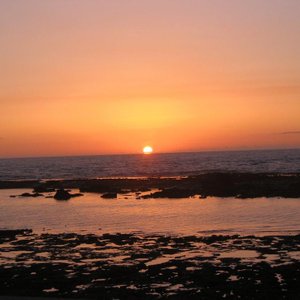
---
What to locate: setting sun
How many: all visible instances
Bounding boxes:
[1,1,300,298]
[143,146,153,155]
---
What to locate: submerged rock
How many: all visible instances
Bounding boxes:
[101,192,118,199]
[20,192,43,198]
[142,188,196,199]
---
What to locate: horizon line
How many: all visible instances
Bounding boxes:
[0,147,299,160]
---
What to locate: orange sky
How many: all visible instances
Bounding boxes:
[0,0,300,157]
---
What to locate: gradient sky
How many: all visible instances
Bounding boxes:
[0,0,300,157]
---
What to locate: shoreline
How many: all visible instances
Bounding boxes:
[1,172,300,198]
[1,229,300,299]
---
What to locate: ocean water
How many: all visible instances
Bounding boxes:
[0,149,300,180]
[1,149,300,235]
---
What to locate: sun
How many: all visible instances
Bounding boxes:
[143,146,153,155]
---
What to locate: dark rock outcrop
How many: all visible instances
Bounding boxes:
[2,173,300,199]
[142,188,196,199]
[1,231,300,299]
[20,192,43,198]
[54,189,72,200]
[54,189,83,200]
[101,192,118,199]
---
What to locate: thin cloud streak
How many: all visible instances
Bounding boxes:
[280,131,300,135]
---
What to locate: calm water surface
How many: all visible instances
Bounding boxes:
[1,189,300,236]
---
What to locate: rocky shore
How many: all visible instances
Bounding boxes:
[0,230,300,299]
[1,172,300,199]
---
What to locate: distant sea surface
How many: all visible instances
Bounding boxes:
[0,149,300,180]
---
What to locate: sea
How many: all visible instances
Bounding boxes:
[1,148,300,235]
[0,148,300,180]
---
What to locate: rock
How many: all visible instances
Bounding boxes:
[54,189,72,200]
[2,173,300,199]
[71,193,84,197]
[20,192,43,198]
[0,229,32,238]
[101,192,117,199]
[142,188,196,199]
[54,189,83,200]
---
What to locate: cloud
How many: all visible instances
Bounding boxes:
[280,131,300,135]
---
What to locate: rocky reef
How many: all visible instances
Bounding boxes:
[1,172,300,199]
[0,230,300,299]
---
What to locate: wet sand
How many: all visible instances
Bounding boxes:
[1,230,300,299]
